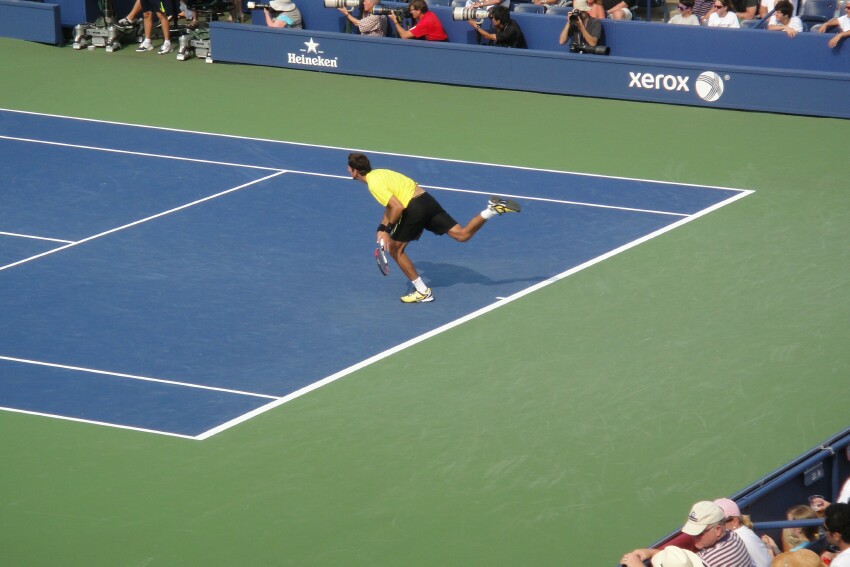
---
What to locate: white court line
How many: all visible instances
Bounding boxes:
[0,108,755,439]
[0,170,287,272]
[0,134,285,172]
[0,231,75,244]
[0,108,750,193]
[280,170,691,217]
[0,355,279,399]
[0,406,196,440]
[196,188,754,440]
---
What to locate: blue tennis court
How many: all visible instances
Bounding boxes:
[0,110,752,439]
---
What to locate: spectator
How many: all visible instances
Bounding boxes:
[816,6,850,48]
[732,0,758,19]
[669,0,700,24]
[705,0,740,27]
[761,505,820,558]
[389,0,447,41]
[263,0,302,28]
[760,0,797,19]
[714,498,772,567]
[602,0,632,20]
[692,0,715,21]
[810,478,850,512]
[135,0,173,54]
[468,6,527,47]
[767,0,803,37]
[465,0,510,13]
[622,546,705,567]
[532,0,569,10]
[586,0,607,19]
[623,501,754,567]
[823,503,850,567]
[558,1,603,50]
[770,550,822,567]
[338,0,387,36]
[118,0,142,26]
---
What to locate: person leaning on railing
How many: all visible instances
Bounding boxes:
[816,5,850,49]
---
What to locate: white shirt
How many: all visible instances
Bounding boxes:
[768,14,803,30]
[707,10,741,26]
[669,13,700,24]
[839,477,850,503]
[832,548,850,567]
[735,526,772,567]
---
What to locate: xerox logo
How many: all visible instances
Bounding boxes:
[628,72,690,92]
[627,71,727,102]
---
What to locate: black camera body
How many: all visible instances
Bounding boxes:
[569,42,610,55]
[568,9,581,21]
[372,5,411,19]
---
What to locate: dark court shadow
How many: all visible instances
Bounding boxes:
[416,262,547,288]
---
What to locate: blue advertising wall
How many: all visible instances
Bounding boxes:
[0,0,62,44]
[211,20,850,119]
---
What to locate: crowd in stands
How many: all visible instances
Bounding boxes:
[618,477,850,567]
[115,0,850,55]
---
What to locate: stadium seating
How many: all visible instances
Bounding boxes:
[798,0,836,26]
[545,5,572,15]
[513,3,546,13]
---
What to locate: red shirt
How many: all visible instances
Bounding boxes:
[409,11,448,41]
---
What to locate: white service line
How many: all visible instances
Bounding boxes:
[0,355,279,399]
[0,134,286,172]
[0,231,75,244]
[0,170,287,272]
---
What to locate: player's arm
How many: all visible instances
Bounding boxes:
[378,196,405,239]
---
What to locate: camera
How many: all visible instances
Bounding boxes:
[569,43,610,55]
[569,9,581,21]
[372,5,411,18]
[324,0,360,7]
[451,7,490,20]
[246,1,272,8]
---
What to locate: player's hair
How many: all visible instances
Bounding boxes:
[410,0,428,12]
[348,153,372,175]
[679,0,694,8]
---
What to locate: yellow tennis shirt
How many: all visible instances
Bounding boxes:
[364,169,417,207]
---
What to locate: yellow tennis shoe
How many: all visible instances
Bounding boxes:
[400,288,434,303]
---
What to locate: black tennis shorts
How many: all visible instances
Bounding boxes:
[391,192,458,243]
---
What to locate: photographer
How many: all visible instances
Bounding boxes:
[389,0,448,41]
[558,0,603,52]
[338,0,387,36]
[468,6,526,48]
[263,0,302,28]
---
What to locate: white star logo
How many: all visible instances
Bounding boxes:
[303,38,320,54]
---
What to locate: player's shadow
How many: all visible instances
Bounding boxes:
[417,262,545,288]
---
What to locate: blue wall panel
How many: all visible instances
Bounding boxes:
[0,0,62,44]
[211,22,850,119]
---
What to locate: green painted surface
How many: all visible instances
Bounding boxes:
[1,37,847,566]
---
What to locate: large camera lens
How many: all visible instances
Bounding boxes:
[323,0,360,7]
[451,6,491,20]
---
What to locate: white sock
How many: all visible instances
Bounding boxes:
[481,208,497,220]
[412,277,428,293]
[162,40,171,47]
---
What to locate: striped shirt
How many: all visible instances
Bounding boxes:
[699,530,755,567]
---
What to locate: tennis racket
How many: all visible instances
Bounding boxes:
[375,240,389,276]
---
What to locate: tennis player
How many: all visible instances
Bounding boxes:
[347,153,521,303]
